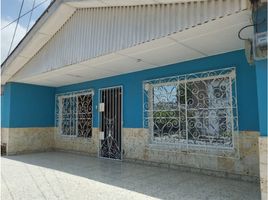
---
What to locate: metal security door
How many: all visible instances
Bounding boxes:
[99,86,122,160]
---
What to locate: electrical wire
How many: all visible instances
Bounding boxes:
[26,0,36,32]
[238,1,266,41]
[238,19,266,41]
[7,0,25,57]
[1,0,50,30]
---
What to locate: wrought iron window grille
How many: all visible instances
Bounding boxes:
[55,89,93,138]
[143,68,238,150]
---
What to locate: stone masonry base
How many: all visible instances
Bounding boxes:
[122,128,260,182]
[2,127,54,155]
[1,127,261,183]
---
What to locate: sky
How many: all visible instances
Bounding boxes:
[1,0,51,62]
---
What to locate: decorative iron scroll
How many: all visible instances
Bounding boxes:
[143,68,238,148]
[61,96,77,136]
[99,87,122,160]
[100,118,121,159]
[56,90,93,137]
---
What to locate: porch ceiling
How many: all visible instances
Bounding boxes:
[10,11,253,87]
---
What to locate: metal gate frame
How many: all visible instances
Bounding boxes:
[98,85,123,160]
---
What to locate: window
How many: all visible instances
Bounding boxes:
[56,90,93,138]
[143,68,238,148]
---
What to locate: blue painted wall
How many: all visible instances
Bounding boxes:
[1,83,11,127]
[56,50,259,131]
[1,82,55,128]
[1,50,260,130]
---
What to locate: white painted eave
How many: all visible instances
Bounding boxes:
[2,0,251,86]
[2,0,223,85]
[11,11,253,87]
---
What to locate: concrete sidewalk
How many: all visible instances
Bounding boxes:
[1,152,261,200]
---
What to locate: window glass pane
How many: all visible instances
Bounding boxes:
[144,68,236,148]
[61,96,76,136]
[153,84,177,110]
[186,77,232,146]
[56,90,93,138]
[152,83,187,143]
[77,94,92,138]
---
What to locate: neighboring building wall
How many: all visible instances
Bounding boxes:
[256,60,267,137]
[1,82,55,155]
[256,60,267,196]
[254,4,267,199]
[56,50,260,180]
[259,137,268,199]
[256,55,268,199]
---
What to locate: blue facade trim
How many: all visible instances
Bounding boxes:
[254,4,267,136]
[255,60,267,136]
[1,82,55,128]
[57,50,259,131]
